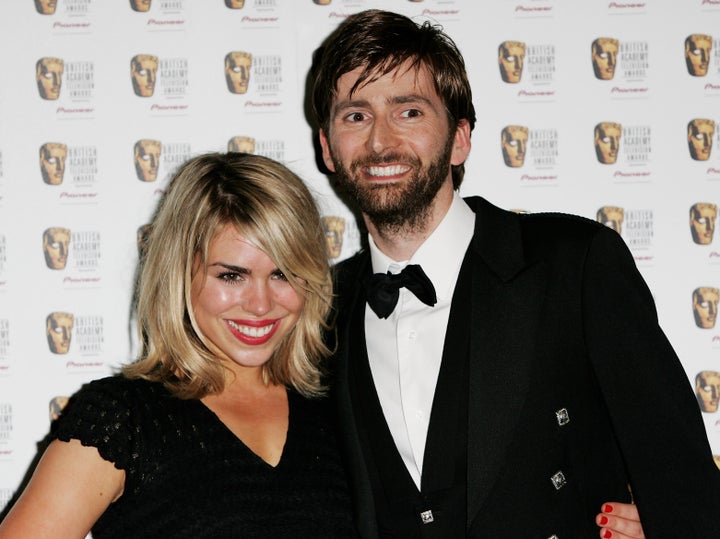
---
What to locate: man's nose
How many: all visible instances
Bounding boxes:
[368,116,399,154]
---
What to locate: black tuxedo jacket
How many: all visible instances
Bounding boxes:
[330,196,720,538]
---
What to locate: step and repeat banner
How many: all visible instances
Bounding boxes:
[1,0,719,510]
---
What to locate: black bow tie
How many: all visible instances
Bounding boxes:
[364,264,437,319]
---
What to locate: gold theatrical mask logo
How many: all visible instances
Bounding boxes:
[313,0,331,4]
[685,34,712,77]
[321,216,345,259]
[35,0,57,14]
[130,0,152,11]
[594,122,622,165]
[49,396,70,421]
[131,54,158,97]
[696,371,720,413]
[714,455,720,471]
[39,143,67,185]
[693,287,719,329]
[134,139,162,182]
[36,57,64,100]
[501,125,529,168]
[43,227,71,270]
[498,41,525,84]
[228,136,256,154]
[225,51,252,94]
[687,119,715,161]
[46,311,74,355]
[225,0,245,7]
[591,38,619,80]
[596,206,625,234]
[690,203,717,245]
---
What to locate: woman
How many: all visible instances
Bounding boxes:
[0,153,356,538]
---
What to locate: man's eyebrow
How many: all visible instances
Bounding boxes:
[332,94,435,115]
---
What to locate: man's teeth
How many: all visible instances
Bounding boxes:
[228,320,273,337]
[367,165,407,177]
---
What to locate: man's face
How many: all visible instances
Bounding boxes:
[134,140,161,182]
[228,136,255,154]
[319,61,471,232]
[36,58,64,100]
[498,41,525,83]
[131,55,158,97]
[592,38,619,80]
[501,126,528,168]
[690,203,717,245]
[321,216,345,259]
[35,0,57,14]
[129,0,151,11]
[43,227,71,269]
[688,119,715,161]
[597,206,624,234]
[40,143,67,185]
[685,34,712,77]
[225,52,252,94]
[594,123,621,164]
[693,287,719,329]
[46,312,73,354]
[696,371,720,413]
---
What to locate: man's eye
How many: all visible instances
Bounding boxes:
[346,112,365,122]
[401,109,422,118]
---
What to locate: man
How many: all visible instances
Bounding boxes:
[310,9,720,538]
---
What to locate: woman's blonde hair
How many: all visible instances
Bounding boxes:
[123,152,333,399]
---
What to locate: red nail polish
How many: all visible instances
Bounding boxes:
[600,516,608,525]
[604,531,612,539]
[603,504,613,513]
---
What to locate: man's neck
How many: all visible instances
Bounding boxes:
[365,186,455,262]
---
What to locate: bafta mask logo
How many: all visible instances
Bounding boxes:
[594,122,622,165]
[46,311,74,355]
[591,38,619,80]
[137,223,152,259]
[36,57,64,100]
[39,142,67,185]
[685,34,712,77]
[690,203,717,245]
[715,455,720,471]
[687,119,715,161]
[313,0,331,4]
[49,396,70,421]
[693,286,719,329]
[43,227,71,270]
[134,139,162,182]
[501,125,529,168]
[228,136,256,154]
[596,206,625,234]
[130,0,152,11]
[225,51,252,94]
[35,0,57,15]
[225,0,245,7]
[498,41,525,84]
[131,54,158,97]
[321,216,345,259]
[695,371,720,413]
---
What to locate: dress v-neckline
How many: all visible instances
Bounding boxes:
[196,390,291,469]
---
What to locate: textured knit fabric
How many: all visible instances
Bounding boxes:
[52,375,357,538]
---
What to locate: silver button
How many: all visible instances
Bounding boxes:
[555,408,570,426]
[420,510,434,524]
[548,535,559,539]
[550,471,566,490]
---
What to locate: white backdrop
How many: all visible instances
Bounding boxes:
[1,0,719,512]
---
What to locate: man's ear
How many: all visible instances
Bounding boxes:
[318,129,337,173]
[451,119,472,166]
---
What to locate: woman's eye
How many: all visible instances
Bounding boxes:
[272,270,288,281]
[218,272,243,282]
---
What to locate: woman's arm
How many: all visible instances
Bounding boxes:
[0,439,125,539]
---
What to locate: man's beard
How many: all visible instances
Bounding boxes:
[330,133,454,236]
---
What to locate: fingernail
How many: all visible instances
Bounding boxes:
[600,516,608,525]
[604,531,612,539]
[603,504,613,513]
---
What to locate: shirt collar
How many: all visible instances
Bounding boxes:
[368,192,475,301]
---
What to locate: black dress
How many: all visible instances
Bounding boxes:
[52,375,357,538]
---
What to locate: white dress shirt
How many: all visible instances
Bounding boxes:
[365,193,475,489]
